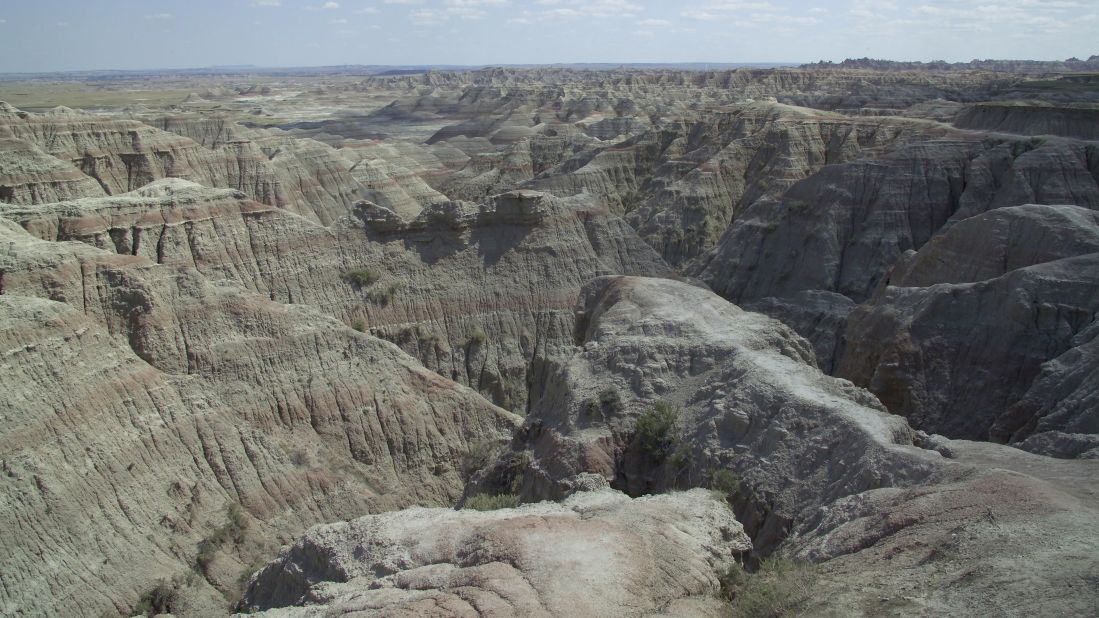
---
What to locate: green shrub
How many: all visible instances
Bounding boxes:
[711,468,741,499]
[720,558,816,617]
[463,493,521,511]
[134,579,178,616]
[195,503,249,574]
[416,325,443,346]
[669,443,691,471]
[635,400,679,461]
[469,328,487,345]
[351,318,367,332]
[367,282,400,305]
[599,388,622,413]
[343,268,380,287]
[460,440,496,479]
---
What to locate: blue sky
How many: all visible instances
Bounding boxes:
[0,0,1096,72]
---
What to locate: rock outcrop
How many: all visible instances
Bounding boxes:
[239,489,750,617]
[837,205,1099,444]
[0,137,108,204]
[0,105,366,225]
[954,103,1099,140]
[491,276,939,552]
[0,216,518,616]
[700,136,1099,307]
[3,182,674,414]
[251,274,1099,617]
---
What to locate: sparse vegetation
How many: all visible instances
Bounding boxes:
[719,558,816,618]
[635,400,680,461]
[290,449,310,467]
[134,578,179,616]
[711,468,741,500]
[416,325,443,347]
[599,388,622,413]
[343,268,381,288]
[620,188,644,214]
[463,493,521,510]
[460,440,497,479]
[195,503,249,575]
[469,328,487,345]
[238,559,267,587]
[367,282,400,305]
[351,317,367,332]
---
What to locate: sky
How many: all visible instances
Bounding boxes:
[0,0,1096,73]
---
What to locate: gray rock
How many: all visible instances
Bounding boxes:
[239,489,750,617]
[837,205,1099,442]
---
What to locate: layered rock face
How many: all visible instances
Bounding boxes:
[0,105,369,225]
[954,103,1099,139]
[0,136,108,204]
[618,106,944,268]
[499,277,1098,615]
[239,489,750,617]
[2,180,673,414]
[0,217,518,616]
[248,275,1099,616]
[700,136,1099,307]
[837,205,1099,445]
[492,276,940,551]
[3,64,1099,617]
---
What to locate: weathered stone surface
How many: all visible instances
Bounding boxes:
[700,137,1099,307]
[0,104,367,225]
[742,290,855,374]
[0,136,107,204]
[4,182,674,414]
[790,444,1099,617]
[837,205,1099,442]
[481,275,1099,615]
[0,217,518,616]
[492,276,939,553]
[954,103,1099,139]
[239,489,750,617]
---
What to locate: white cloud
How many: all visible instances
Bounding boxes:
[637,18,672,28]
[681,1,820,30]
[144,12,174,20]
[410,8,447,24]
[250,0,280,6]
[332,17,349,23]
[534,0,642,20]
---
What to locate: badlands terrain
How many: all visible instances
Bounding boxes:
[1,60,1098,616]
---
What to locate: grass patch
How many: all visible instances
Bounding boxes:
[635,400,680,462]
[720,558,816,617]
[367,282,400,305]
[351,318,367,333]
[468,328,488,345]
[195,503,249,575]
[463,493,521,510]
[343,268,380,288]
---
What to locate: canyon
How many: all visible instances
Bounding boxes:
[0,61,1097,617]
